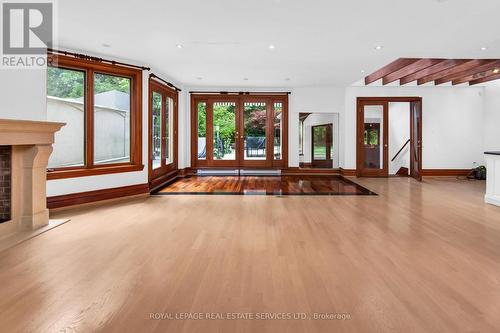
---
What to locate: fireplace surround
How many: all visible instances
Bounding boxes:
[0,119,64,240]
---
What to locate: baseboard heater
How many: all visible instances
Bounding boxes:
[239,169,281,176]
[196,169,281,176]
[197,169,239,176]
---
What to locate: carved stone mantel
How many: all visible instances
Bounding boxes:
[0,119,64,238]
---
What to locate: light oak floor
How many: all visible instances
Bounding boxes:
[1,177,500,333]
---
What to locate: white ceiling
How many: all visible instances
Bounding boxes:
[57,0,500,88]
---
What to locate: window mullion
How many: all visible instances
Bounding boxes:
[86,68,94,168]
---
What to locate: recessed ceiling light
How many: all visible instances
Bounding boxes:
[375,45,383,50]
[361,70,366,74]
[481,47,487,51]
[269,44,276,50]
[176,44,183,49]
[102,43,111,48]
[493,68,500,74]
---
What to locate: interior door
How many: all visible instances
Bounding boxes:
[410,100,422,181]
[311,124,333,168]
[357,101,389,177]
[149,79,178,184]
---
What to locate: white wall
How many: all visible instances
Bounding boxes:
[289,86,345,167]
[388,102,410,175]
[344,86,485,170]
[301,113,339,168]
[483,81,500,153]
[0,69,46,121]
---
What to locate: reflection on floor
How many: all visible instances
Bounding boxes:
[154,175,376,195]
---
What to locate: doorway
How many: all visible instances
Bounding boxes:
[356,97,422,181]
[191,94,288,169]
[148,78,178,188]
[311,124,333,168]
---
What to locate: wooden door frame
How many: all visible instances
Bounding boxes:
[410,100,423,181]
[311,123,333,168]
[356,97,422,178]
[148,78,178,186]
[190,93,288,169]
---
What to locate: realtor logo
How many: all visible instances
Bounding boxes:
[1,1,54,68]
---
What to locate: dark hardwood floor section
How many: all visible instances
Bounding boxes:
[153,175,376,196]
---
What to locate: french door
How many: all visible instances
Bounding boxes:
[356,100,389,177]
[191,94,287,169]
[148,79,178,186]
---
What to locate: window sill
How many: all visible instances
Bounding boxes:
[47,164,144,180]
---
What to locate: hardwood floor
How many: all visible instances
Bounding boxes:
[155,175,375,195]
[1,177,500,332]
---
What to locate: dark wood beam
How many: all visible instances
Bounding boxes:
[469,72,500,85]
[382,59,443,85]
[399,59,468,85]
[435,60,500,85]
[417,60,492,85]
[452,68,500,85]
[365,58,420,85]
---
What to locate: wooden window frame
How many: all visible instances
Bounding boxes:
[47,54,143,180]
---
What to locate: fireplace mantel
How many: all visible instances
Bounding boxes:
[0,118,64,240]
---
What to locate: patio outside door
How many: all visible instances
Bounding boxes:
[191,94,287,169]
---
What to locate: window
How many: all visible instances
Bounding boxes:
[274,102,282,160]
[46,54,143,179]
[197,102,207,160]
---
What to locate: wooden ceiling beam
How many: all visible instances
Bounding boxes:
[399,59,468,85]
[417,59,492,85]
[365,58,420,85]
[382,59,443,85]
[434,60,500,85]
[469,72,500,85]
[452,68,500,85]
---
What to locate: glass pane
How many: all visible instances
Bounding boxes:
[299,120,304,155]
[197,102,207,160]
[213,102,236,161]
[46,67,85,168]
[363,105,384,169]
[93,73,131,165]
[152,91,162,170]
[313,126,327,160]
[244,102,266,160]
[165,97,173,165]
[274,102,282,160]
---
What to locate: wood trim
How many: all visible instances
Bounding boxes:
[421,169,471,177]
[149,169,180,191]
[47,164,144,180]
[47,183,149,209]
[47,54,143,179]
[340,168,357,177]
[283,167,340,175]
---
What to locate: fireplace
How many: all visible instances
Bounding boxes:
[0,146,11,223]
[0,119,64,239]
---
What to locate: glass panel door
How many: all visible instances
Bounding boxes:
[358,102,388,176]
[151,91,162,170]
[165,96,173,165]
[243,102,267,161]
[311,124,333,168]
[213,102,236,162]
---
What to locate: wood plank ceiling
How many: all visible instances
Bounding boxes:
[365,58,500,86]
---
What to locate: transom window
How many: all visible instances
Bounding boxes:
[46,54,143,179]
